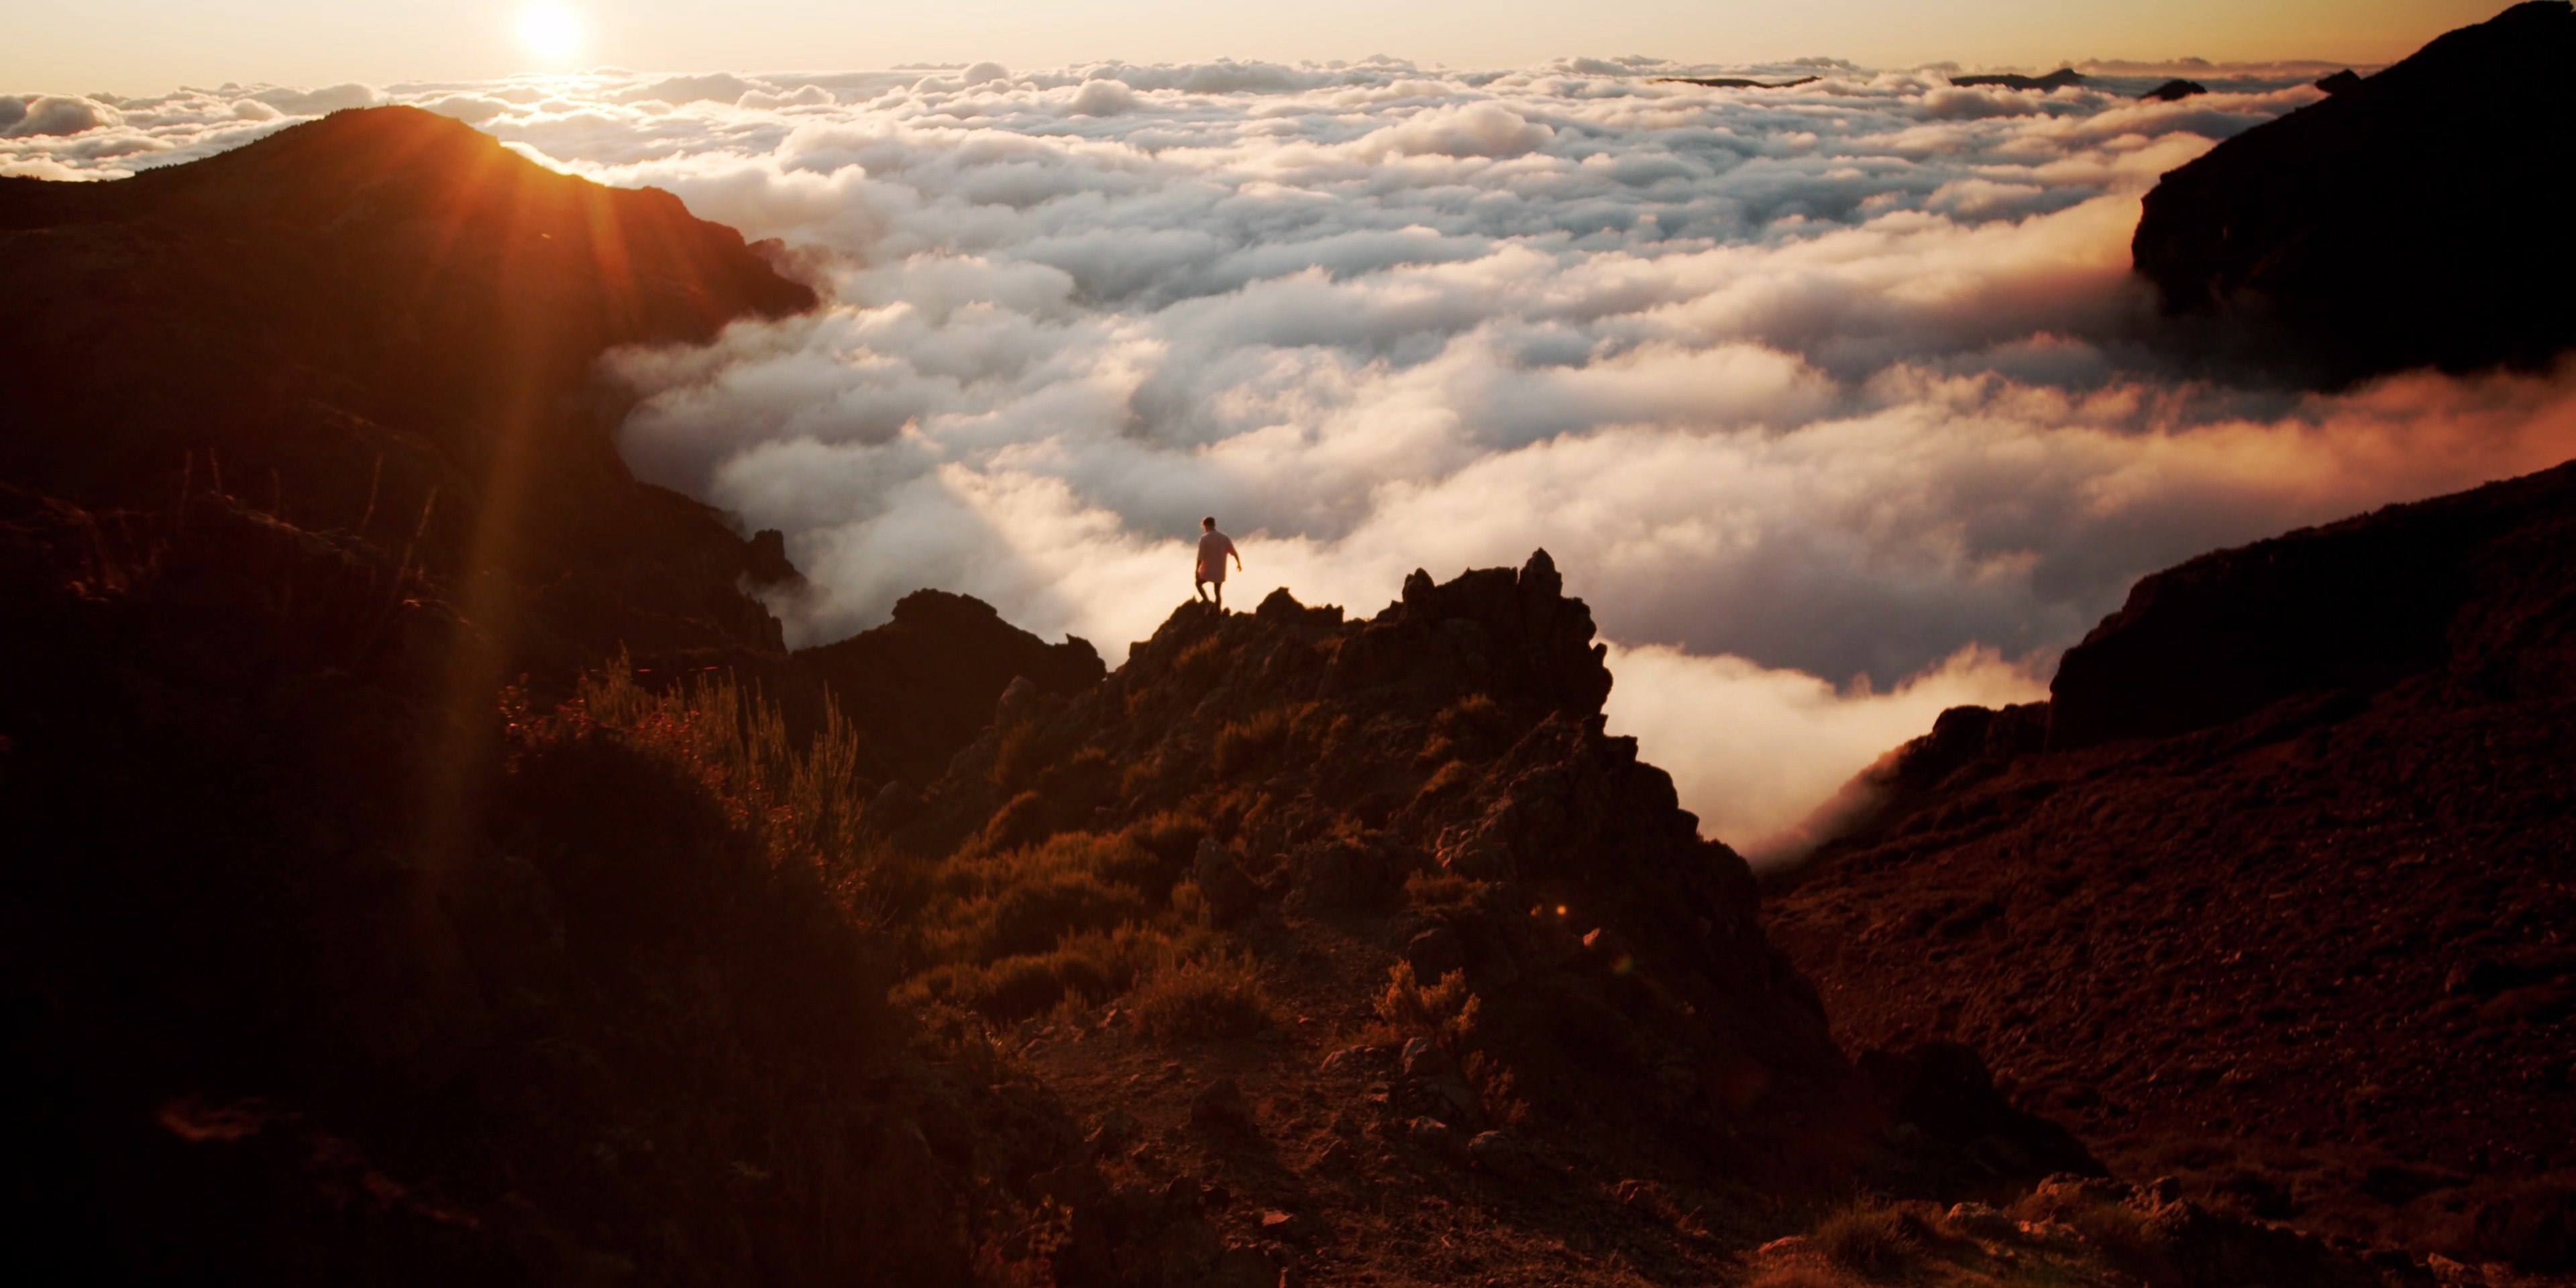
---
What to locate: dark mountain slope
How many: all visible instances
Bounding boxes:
[1766,461,2576,1270]
[0,110,1105,1286]
[2132,1,2576,384]
[0,104,814,668]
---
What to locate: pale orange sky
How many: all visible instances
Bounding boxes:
[5,1,2504,95]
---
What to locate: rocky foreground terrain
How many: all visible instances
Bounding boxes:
[6,16,2575,1283]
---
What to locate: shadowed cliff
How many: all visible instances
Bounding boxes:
[2131,1,2576,384]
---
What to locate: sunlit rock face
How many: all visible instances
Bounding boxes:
[2133,1,2576,384]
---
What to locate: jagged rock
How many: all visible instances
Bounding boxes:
[743,529,801,588]
[2133,2,2576,382]
[899,549,1870,1193]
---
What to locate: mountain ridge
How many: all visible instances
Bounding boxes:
[1766,459,2576,1271]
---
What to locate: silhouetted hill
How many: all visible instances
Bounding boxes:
[2141,78,2208,101]
[1767,460,2576,1271]
[1,104,816,669]
[1951,68,2087,90]
[2132,1,2576,384]
[0,109,1094,1286]
[791,590,1106,784]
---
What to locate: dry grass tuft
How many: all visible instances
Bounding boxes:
[1375,960,1481,1055]
[521,659,880,906]
[1811,1200,1933,1278]
[1212,703,1304,779]
[1130,953,1274,1040]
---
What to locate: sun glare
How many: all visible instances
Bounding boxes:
[516,5,584,64]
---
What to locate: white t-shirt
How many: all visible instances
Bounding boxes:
[1196,530,1238,580]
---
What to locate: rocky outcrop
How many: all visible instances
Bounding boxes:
[2131,1,2576,383]
[893,553,1872,1185]
[2141,78,2208,101]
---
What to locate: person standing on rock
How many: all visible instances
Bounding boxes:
[1194,516,1242,610]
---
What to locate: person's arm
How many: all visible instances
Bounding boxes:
[1230,537,1242,570]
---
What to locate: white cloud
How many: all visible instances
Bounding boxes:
[13,59,2573,845]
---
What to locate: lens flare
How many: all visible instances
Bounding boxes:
[516,6,583,64]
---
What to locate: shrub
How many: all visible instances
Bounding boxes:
[1811,1201,1931,1278]
[1212,704,1300,779]
[1130,953,1274,1041]
[1375,961,1479,1052]
[1403,869,1478,911]
[1432,692,1514,761]
[529,660,877,898]
[900,924,1181,1022]
[1127,810,1210,873]
[1173,634,1230,685]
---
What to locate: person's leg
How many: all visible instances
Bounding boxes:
[1212,578,1224,610]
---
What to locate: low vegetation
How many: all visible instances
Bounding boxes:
[1129,952,1275,1040]
[1811,1199,1933,1277]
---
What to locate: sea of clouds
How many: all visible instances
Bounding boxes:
[11,57,2575,854]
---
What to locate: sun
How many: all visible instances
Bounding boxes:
[516,5,584,64]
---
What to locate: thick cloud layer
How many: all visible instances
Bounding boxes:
[14,60,2575,850]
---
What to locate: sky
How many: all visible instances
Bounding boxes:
[7,3,2569,855]
[2,1,2506,95]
